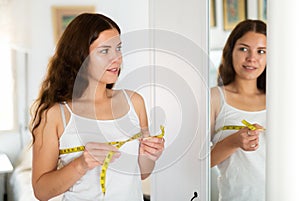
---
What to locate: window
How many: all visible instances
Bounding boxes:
[0,38,16,131]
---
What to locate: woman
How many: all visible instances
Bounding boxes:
[30,13,164,201]
[210,19,266,201]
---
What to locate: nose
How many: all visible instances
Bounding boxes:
[246,50,257,62]
[110,50,122,63]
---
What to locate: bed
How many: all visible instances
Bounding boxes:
[7,146,63,201]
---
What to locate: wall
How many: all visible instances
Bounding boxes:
[149,0,209,200]
[210,0,260,50]
[267,1,300,200]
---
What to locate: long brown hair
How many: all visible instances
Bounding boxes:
[217,19,266,92]
[30,13,120,142]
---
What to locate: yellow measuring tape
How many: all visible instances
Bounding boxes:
[215,119,260,133]
[59,125,165,196]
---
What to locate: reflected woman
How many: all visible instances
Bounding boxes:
[210,19,267,201]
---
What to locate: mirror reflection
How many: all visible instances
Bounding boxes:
[209,1,267,201]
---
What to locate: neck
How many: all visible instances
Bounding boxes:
[80,82,110,102]
[229,79,260,95]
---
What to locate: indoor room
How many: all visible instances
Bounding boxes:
[0,0,299,201]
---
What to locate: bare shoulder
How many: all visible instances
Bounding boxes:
[33,103,63,139]
[210,87,221,103]
[124,89,145,105]
[44,103,63,124]
[210,86,220,97]
[210,86,222,115]
[123,89,146,120]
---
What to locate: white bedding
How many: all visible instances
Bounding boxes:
[8,146,63,201]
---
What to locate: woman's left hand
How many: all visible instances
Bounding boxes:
[139,137,165,161]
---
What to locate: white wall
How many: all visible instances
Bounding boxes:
[210,0,260,50]
[149,0,209,200]
[267,1,300,200]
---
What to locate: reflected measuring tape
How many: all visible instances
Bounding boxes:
[59,125,165,196]
[215,119,261,133]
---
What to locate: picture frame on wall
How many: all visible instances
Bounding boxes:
[258,0,267,22]
[223,0,246,31]
[52,6,95,43]
[210,0,216,27]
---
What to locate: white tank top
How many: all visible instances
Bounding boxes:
[58,90,143,201]
[212,87,266,201]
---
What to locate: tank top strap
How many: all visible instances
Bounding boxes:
[122,89,134,110]
[59,103,67,128]
[63,101,73,113]
[217,86,226,107]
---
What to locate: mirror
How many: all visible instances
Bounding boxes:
[209,1,267,201]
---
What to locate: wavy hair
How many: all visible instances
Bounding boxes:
[30,13,120,141]
[217,19,266,92]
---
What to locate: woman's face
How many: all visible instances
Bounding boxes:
[232,31,266,81]
[88,28,122,85]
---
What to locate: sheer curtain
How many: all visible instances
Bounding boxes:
[0,0,15,131]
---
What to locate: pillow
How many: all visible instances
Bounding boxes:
[14,144,32,173]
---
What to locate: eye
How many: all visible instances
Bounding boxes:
[116,45,122,52]
[258,49,266,54]
[99,49,109,54]
[239,47,248,52]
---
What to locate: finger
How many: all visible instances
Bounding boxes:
[141,147,163,161]
[246,129,261,136]
[241,132,258,141]
[249,138,259,149]
[141,142,164,154]
[142,136,163,143]
[249,143,259,150]
[247,135,259,141]
[109,152,121,163]
[141,140,164,150]
[252,123,265,130]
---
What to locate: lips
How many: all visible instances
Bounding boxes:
[243,65,257,70]
[106,67,119,75]
[106,67,119,72]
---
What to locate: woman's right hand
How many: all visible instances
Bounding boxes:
[74,142,121,174]
[233,124,263,151]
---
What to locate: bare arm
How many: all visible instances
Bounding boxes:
[31,104,119,200]
[128,91,164,180]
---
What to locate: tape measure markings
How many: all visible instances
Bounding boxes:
[241,119,257,130]
[59,125,165,196]
[59,146,85,155]
[215,119,262,133]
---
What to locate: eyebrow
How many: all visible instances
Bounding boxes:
[237,42,266,49]
[98,42,122,48]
